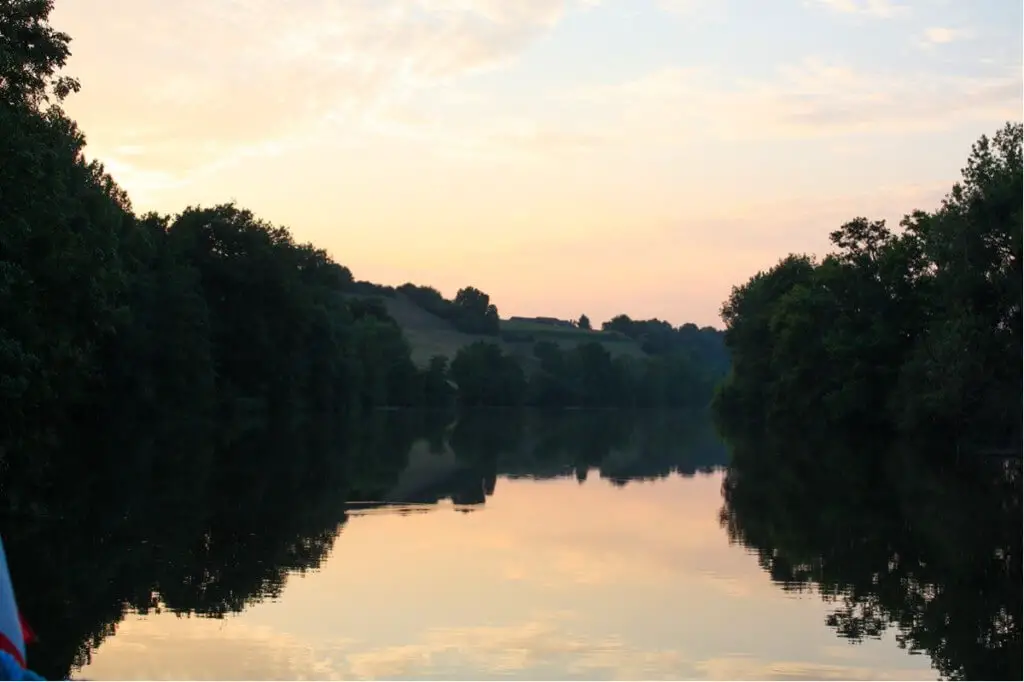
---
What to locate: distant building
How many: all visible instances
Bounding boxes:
[509,316,577,328]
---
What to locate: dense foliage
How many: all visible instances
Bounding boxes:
[441,315,730,408]
[398,283,501,335]
[713,123,1022,451]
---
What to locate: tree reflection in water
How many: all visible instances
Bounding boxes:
[719,432,1021,681]
[2,408,725,680]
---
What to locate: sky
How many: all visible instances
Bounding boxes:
[51,0,1022,327]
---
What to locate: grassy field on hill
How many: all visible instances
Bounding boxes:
[367,293,648,367]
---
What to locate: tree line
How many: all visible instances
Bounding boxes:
[449,330,726,408]
[713,122,1022,454]
[332,281,732,408]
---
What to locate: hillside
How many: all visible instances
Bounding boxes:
[362,292,649,368]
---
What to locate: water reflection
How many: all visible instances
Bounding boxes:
[720,432,1022,681]
[77,472,931,681]
[0,409,1018,680]
[2,409,725,680]
[367,409,728,510]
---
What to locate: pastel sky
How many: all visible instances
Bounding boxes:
[52,0,1022,327]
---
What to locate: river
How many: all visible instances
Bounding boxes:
[4,410,1018,680]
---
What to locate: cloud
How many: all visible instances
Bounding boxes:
[344,614,689,679]
[79,611,688,680]
[54,0,1017,209]
[79,616,352,681]
[657,0,706,15]
[80,611,937,681]
[55,0,575,176]
[916,26,975,47]
[738,59,1019,137]
[561,58,1021,140]
[694,654,937,680]
[363,107,611,165]
[807,0,910,19]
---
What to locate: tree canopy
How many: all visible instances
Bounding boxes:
[713,122,1022,453]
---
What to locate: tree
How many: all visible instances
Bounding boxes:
[421,355,454,406]
[451,286,500,335]
[884,124,1021,443]
[602,314,633,335]
[0,0,81,106]
[0,92,132,477]
[713,123,1022,451]
[449,341,525,406]
[577,314,591,330]
[454,286,490,316]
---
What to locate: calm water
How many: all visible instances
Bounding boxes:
[6,410,1019,680]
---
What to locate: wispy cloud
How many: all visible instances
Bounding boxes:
[695,654,937,680]
[916,25,976,47]
[82,609,937,681]
[80,616,352,680]
[344,614,689,679]
[807,0,910,18]
[657,0,709,16]
[45,0,1024,327]
[57,0,577,175]
[83,610,689,680]
[55,0,1018,189]
[561,57,1021,140]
